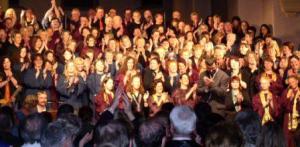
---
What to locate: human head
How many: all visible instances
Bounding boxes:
[169,106,197,135]
[205,121,244,147]
[21,113,48,144]
[41,119,79,147]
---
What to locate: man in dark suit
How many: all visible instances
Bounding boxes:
[165,106,200,147]
[197,57,229,116]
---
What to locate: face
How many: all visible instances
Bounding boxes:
[82,28,90,37]
[122,38,131,48]
[95,61,105,72]
[168,62,178,73]
[227,34,236,44]
[127,59,134,70]
[105,79,114,90]
[39,31,48,41]
[91,29,99,38]
[248,54,257,65]
[3,58,11,69]
[80,17,89,27]
[51,19,60,29]
[76,61,84,72]
[191,14,198,22]
[20,48,27,58]
[132,77,141,90]
[172,11,181,20]
[46,52,54,62]
[108,40,116,50]
[105,53,114,62]
[264,61,273,71]
[5,19,13,29]
[155,15,163,25]
[260,78,270,90]
[62,32,70,41]
[35,38,42,49]
[231,80,240,89]
[68,42,77,52]
[288,77,299,89]
[290,58,299,70]
[180,75,189,86]
[0,29,7,40]
[66,62,76,76]
[279,58,288,69]
[155,82,164,93]
[63,51,73,61]
[132,12,141,22]
[178,63,187,74]
[14,34,22,44]
[34,56,43,68]
[230,60,240,70]
[87,37,95,47]
[206,64,216,73]
[240,45,249,55]
[261,26,268,35]
[37,93,47,107]
[136,38,145,48]
[150,60,159,71]
[71,9,80,21]
[96,9,104,18]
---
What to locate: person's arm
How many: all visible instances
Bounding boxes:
[42,7,54,29]
[20,9,25,26]
[0,78,10,88]
[210,73,229,97]
[196,74,209,94]
[56,75,72,97]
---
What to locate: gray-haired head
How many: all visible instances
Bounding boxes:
[170,105,197,135]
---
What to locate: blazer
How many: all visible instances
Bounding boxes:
[197,69,229,104]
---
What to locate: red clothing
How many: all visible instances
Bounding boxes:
[252,92,280,123]
[280,89,300,147]
[80,47,101,58]
[256,73,284,96]
[172,88,199,108]
[94,91,114,114]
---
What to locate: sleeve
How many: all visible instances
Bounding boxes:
[210,73,229,97]
[252,95,264,118]
[143,69,153,91]
[75,77,86,96]
[42,71,53,89]
[270,95,280,118]
[56,75,72,98]
[196,73,208,94]
[23,70,44,89]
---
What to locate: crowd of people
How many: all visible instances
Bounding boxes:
[0,0,299,146]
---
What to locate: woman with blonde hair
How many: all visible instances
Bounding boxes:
[56,61,86,109]
[4,8,18,28]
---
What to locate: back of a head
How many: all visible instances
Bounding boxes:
[41,119,79,147]
[21,113,48,144]
[138,118,166,147]
[205,121,244,147]
[0,108,13,131]
[235,110,261,146]
[94,120,129,147]
[169,106,197,136]
[57,104,74,118]
[256,122,286,147]
[78,106,93,123]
